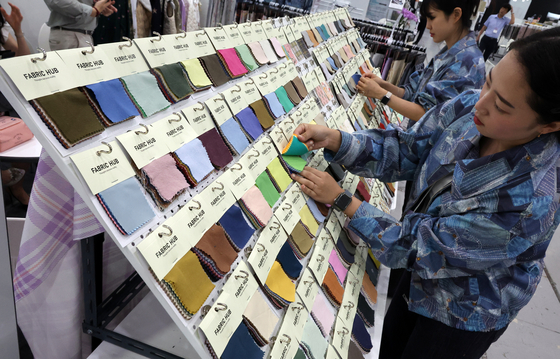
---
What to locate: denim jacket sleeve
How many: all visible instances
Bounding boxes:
[347,194,560,280]
[323,91,475,183]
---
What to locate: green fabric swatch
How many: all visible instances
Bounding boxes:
[294,349,307,359]
[155,63,193,99]
[235,44,259,71]
[283,135,310,156]
[255,171,281,207]
[275,86,295,113]
[282,155,307,173]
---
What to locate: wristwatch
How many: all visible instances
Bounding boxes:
[333,190,353,212]
[381,91,392,105]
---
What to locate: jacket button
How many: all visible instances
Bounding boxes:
[378,234,382,239]
[441,266,445,270]
[467,207,472,210]
[463,317,468,322]
[526,155,531,161]
[447,298,451,302]
[527,214,533,218]
[417,257,421,261]
[472,301,477,306]
[438,251,443,255]
[452,234,457,238]
[446,307,450,311]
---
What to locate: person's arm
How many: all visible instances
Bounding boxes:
[0,3,30,56]
[477,25,487,42]
[357,76,427,121]
[43,0,115,19]
[509,10,515,24]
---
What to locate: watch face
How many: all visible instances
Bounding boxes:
[335,191,353,211]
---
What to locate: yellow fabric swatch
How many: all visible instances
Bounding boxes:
[290,221,315,256]
[266,261,296,302]
[299,204,319,235]
[181,59,213,88]
[164,251,215,314]
[267,157,292,192]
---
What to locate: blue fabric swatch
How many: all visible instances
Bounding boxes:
[276,241,303,280]
[221,321,264,359]
[219,205,256,250]
[263,93,286,119]
[326,57,339,71]
[352,313,373,353]
[175,139,215,183]
[98,177,154,234]
[86,79,140,124]
[220,117,250,154]
[235,108,264,141]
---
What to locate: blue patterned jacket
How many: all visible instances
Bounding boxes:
[326,90,560,331]
[402,32,485,112]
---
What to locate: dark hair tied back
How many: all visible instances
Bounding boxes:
[420,0,480,30]
[509,27,560,126]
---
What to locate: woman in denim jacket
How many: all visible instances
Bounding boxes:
[358,0,485,123]
[292,28,560,359]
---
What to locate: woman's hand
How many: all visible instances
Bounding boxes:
[293,123,342,152]
[362,72,385,86]
[357,76,387,100]
[291,167,344,205]
[0,3,23,34]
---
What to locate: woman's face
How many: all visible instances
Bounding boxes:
[474,52,558,150]
[425,6,461,43]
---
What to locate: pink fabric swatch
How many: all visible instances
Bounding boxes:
[142,154,189,202]
[247,42,269,65]
[328,23,339,36]
[241,186,273,227]
[283,43,297,64]
[329,248,348,284]
[311,293,335,337]
[270,38,286,58]
[217,48,249,77]
[343,45,355,59]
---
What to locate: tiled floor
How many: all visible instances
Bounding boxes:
[415,30,560,359]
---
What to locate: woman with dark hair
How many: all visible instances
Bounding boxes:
[292,26,560,358]
[357,0,484,122]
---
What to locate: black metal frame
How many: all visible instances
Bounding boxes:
[81,234,185,359]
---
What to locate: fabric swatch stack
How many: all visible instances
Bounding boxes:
[193,224,238,282]
[242,291,279,346]
[197,128,234,169]
[218,205,256,252]
[217,117,251,156]
[219,321,264,359]
[235,107,264,141]
[262,92,286,119]
[151,64,194,103]
[255,171,281,208]
[96,177,155,235]
[199,53,232,87]
[173,139,215,186]
[120,71,171,117]
[275,242,303,280]
[310,293,335,338]
[300,315,329,359]
[352,314,373,354]
[287,221,315,259]
[180,58,213,91]
[30,88,105,149]
[238,186,274,230]
[321,267,344,308]
[263,261,295,309]
[84,79,140,126]
[217,48,249,79]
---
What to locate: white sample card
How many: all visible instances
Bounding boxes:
[98,40,150,77]
[70,140,135,195]
[56,46,120,86]
[116,124,169,169]
[134,36,177,67]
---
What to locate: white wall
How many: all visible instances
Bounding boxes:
[510,0,533,22]
[2,0,50,53]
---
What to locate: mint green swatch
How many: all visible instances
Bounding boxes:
[235,45,259,71]
[275,87,295,113]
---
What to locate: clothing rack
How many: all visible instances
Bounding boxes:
[353,18,415,43]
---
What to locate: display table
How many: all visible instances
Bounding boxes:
[0,136,42,162]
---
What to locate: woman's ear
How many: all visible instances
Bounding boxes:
[540,122,560,136]
[452,7,463,24]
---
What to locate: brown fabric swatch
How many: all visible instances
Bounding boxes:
[305,30,319,47]
[311,28,323,43]
[199,53,231,87]
[362,272,378,304]
[290,221,315,256]
[283,82,301,105]
[195,224,238,274]
[249,99,275,129]
[31,88,105,148]
[322,267,344,307]
[291,77,309,99]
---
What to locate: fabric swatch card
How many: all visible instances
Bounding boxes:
[357,293,375,328]
[263,93,286,119]
[270,37,286,58]
[85,79,139,125]
[362,271,378,307]
[329,248,349,284]
[283,82,301,105]
[281,154,307,174]
[120,71,171,117]
[348,340,365,359]
[352,314,373,353]
[96,177,155,235]
[255,171,281,207]
[235,44,260,71]
[219,118,250,156]
[199,54,232,87]
[282,135,310,156]
[163,250,215,316]
[267,157,292,192]
[322,267,344,308]
[140,154,189,208]
[246,42,269,65]
[198,128,234,169]
[274,86,295,113]
[306,198,328,223]
[219,204,256,251]
[239,185,274,229]
[259,39,279,63]
[299,204,320,237]
[243,290,279,345]
[248,100,275,130]
[173,139,214,185]
[30,88,105,149]
[276,241,303,280]
[152,63,194,103]
[194,224,238,281]
[289,221,315,258]
[300,315,329,359]
[235,107,264,141]
[311,292,335,337]
[220,321,264,359]
[264,261,296,308]
[217,48,249,78]
[180,58,213,90]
